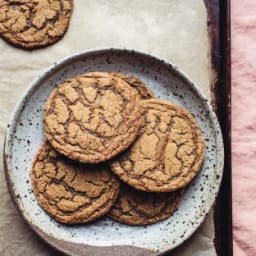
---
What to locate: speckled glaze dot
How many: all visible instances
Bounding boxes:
[4,49,223,256]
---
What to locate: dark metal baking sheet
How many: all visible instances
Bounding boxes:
[204,1,232,255]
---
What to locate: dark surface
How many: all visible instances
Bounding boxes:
[204,0,232,256]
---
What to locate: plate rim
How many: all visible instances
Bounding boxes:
[3,47,224,256]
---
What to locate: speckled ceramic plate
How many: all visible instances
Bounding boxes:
[4,49,224,256]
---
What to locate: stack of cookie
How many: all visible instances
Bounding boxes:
[31,72,205,225]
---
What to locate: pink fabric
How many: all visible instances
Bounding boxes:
[232,1,256,255]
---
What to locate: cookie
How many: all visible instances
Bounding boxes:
[31,141,120,224]
[44,72,142,163]
[110,99,205,192]
[84,72,154,99]
[0,0,73,49]
[109,184,184,225]
[110,73,154,99]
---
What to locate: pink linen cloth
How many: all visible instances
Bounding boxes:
[232,1,256,255]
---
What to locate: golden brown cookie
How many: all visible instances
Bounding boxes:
[110,99,205,192]
[44,72,142,163]
[109,184,184,225]
[84,72,154,99]
[110,73,154,99]
[0,0,73,49]
[31,141,120,224]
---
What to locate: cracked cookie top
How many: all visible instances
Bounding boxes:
[110,73,154,99]
[110,99,205,192]
[85,72,154,99]
[109,183,184,225]
[31,141,120,224]
[0,0,73,49]
[44,72,142,163]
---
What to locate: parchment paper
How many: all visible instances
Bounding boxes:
[0,1,216,255]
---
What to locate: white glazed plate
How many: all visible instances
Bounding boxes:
[4,49,224,256]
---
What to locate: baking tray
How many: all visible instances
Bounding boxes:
[204,0,232,255]
[1,0,232,255]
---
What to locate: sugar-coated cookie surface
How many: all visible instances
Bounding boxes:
[31,141,120,224]
[44,72,142,163]
[110,99,205,192]
[0,0,73,49]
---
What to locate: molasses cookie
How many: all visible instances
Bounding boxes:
[84,72,154,99]
[110,73,154,99]
[0,0,73,49]
[109,184,184,225]
[44,72,142,163]
[110,99,205,192]
[31,141,120,224]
